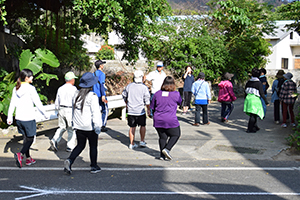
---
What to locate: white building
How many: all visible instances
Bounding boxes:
[265,21,300,70]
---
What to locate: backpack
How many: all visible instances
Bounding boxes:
[276,78,285,95]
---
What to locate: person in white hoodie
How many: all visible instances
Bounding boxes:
[7,69,48,168]
[64,72,102,175]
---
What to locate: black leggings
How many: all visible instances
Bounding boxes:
[248,114,258,132]
[68,129,98,167]
[21,136,34,158]
[155,126,181,157]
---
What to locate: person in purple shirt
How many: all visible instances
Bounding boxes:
[150,76,182,160]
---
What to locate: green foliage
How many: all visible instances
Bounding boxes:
[19,48,60,85]
[0,0,7,25]
[95,45,115,60]
[0,48,59,120]
[207,0,275,80]
[275,1,300,33]
[286,106,300,150]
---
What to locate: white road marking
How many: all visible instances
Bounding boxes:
[0,186,299,200]
[0,167,299,199]
[0,167,299,171]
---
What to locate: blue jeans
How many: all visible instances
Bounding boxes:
[99,99,108,127]
[221,102,234,120]
[195,104,208,124]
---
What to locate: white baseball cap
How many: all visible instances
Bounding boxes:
[134,70,144,82]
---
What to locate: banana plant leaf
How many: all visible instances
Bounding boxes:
[35,48,60,68]
[35,73,58,86]
[19,49,43,75]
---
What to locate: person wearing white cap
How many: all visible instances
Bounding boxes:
[144,61,166,117]
[50,71,78,152]
[122,70,151,149]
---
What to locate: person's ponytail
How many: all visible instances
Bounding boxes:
[16,77,21,90]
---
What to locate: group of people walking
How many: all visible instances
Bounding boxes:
[7,61,298,174]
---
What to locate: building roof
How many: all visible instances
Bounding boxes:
[264,21,295,40]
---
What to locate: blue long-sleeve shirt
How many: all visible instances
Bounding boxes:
[191,79,211,105]
[92,70,106,97]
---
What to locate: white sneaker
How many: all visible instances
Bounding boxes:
[291,123,296,127]
[281,123,287,128]
[275,121,280,124]
[139,141,147,147]
[129,143,138,149]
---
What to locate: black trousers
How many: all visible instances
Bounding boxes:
[68,129,98,167]
[274,100,280,121]
[195,104,208,124]
[155,126,181,157]
[248,114,258,132]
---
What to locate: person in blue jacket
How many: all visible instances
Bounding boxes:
[92,60,108,132]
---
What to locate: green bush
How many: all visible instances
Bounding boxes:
[286,103,300,150]
[95,45,115,60]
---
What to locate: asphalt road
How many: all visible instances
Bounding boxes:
[0,161,300,200]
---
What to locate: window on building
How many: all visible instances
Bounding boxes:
[281,58,288,69]
[290,32,293,39]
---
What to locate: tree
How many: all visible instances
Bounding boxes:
[0,0,171,65]
[207,0,275,80]
[140,16,229,81]
[276,1,300,33]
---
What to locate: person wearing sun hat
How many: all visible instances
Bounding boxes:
[50,71,78,153]
[64,72,102,175]
[279,72,297,128]
[218,72,237,123]
[271,70,285,124]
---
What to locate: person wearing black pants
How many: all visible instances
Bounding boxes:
[64,72,102,175]
[150,76,182,160]
[244,68,269,133]
[68,130,98,168]
[7,69,48,168]
[156,127,181,159]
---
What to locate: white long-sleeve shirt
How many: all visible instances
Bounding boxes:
[72,91,102,134]
[7,83,47,123]
[55,83,78,110]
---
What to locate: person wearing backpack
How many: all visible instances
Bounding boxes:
[279,72,297,128]
[92,60,108,132]
[271,70,285,124]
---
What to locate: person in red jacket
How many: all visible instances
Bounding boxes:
[218,72,237,123]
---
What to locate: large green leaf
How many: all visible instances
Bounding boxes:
[19,49,42,75]
[35,48,60,68]
[35,73,58,86]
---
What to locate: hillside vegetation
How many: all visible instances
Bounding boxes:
[168,0,291,12]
